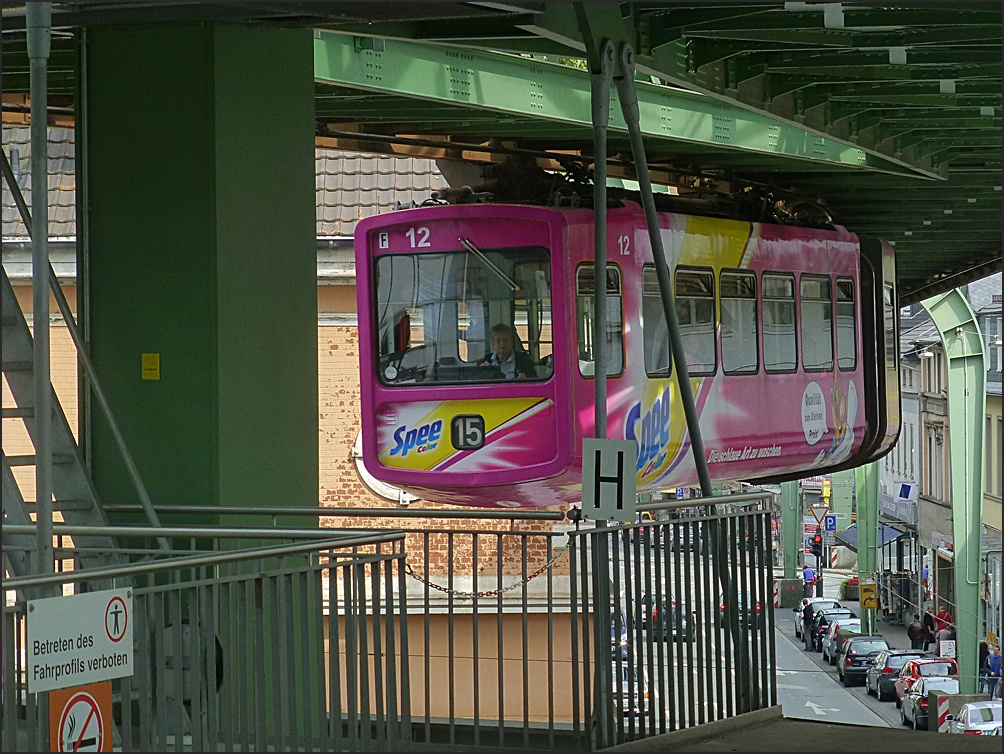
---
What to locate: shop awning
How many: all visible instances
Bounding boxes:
[833,523,906,553]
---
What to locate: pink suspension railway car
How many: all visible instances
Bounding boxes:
[354,201,899,508]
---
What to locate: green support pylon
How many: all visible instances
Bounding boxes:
[922,290,986,694]
[782,480,800,579]
[855,463,879,634]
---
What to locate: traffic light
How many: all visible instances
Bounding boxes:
[811,533,823,558]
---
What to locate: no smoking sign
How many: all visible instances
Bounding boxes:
[49,682,112,752]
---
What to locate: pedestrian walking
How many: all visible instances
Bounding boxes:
[922,604,936,652]
[906,614,926,650]
[985,645,1002,700]
[978,640,990,694]
[802,598,815,651]
[803,564,816,599]
[934,604,952,633]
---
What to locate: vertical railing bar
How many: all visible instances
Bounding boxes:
[303,566,321,749]
[189,584,204,752]
[355,552,373,751]
[422,532,431,744]
[272,572,290,749]
[447,533,456,745]
[738,514,752,714]
[545,533,556,747]
[579,527,592,749]
[2,609,17,751]
[642,522,656,737]
[670,519,682,731]
[295,567,311,748]
[472,533,481,748]
[217,581,233,752]
[610,528,623,743]
[521,533,530,749]
[681,521,696,727]
[169,588,184,751]
[396,542,413,750]
[239,579,253,752]
[342,560,358,749]
[381,548,399,750]
[496,531,505,749]
[568,531,582,745]
[370,546,387,750]
[253,576,267,752]
[328,557,344,752]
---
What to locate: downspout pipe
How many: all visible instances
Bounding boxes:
[27,1,54,580]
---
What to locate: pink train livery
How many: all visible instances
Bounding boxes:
[354,201,900,508]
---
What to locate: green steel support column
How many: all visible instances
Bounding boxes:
[923,290,986,694]
[83,23,317,529]
[855,462,879,634]
[830,470,855,563]
[781,480,800,579]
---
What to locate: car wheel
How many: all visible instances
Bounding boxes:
[866,680,874,697]
[877,685,887,702]
[842,672,850,687]
[895,695,901,709]
[822,647,828,662]
[900,708,908,726]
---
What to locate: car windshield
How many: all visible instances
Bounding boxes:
[973,706,1003,723]
[847,640,887,653]
[917,661,956,676]
[922,678,959,693]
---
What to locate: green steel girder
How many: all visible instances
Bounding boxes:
[921,290,986,695]
[313,31,925,177]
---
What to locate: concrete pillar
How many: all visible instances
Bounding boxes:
[80,23,318,525]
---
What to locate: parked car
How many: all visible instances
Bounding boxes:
[668,520,703,553]
[611,663,655,718]
[809,608,856,651]
[716,592,765,631]
[900,676,960,729]
[821,618,861,664]
[864,649,930,701]
[837,636,890,686]
[946,700,1003,735]
[792,598,842,639]
[642,593,696,642]
[893,657,959,707]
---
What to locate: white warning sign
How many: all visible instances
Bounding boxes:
[27,588,133,693]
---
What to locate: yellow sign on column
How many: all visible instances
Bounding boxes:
[141,352,160,380]
[860,581,878,609]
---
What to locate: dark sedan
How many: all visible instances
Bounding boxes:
[864,649,930,701]
[837,636,889,686]
[810,608,856,651]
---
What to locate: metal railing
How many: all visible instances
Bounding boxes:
[2,490,777,751]
[3,527,409,752]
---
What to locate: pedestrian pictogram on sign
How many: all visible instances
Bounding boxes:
[104,596,127,643]
[50,682,112,752]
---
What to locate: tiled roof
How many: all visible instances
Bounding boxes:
[2,127,77,239]
[2,126,448,240]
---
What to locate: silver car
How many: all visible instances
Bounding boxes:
[900,676,960,729]
[946,701,1002,735]
[792,597,842,639]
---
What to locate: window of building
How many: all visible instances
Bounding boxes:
[720,270,758,374]
[762,273,796,373]
[800,275,833,372]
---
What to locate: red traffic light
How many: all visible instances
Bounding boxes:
[812,534,822,544]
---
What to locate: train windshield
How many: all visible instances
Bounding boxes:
[373,245,553,385]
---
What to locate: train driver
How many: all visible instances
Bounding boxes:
[480,323,537,379]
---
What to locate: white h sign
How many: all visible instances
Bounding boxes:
[581,439,637,521]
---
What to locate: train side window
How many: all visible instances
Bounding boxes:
[835,277,857,370]
[720,270,758,375]
[800,275,833,372]
[576,264,624,377]
[675,267,716,375]
[762,272,796,373]
[642,266,671,377]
